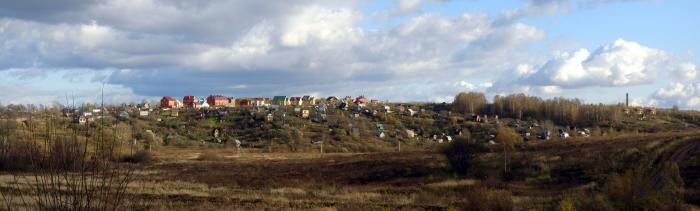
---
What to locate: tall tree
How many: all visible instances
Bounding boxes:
[495,127,523,173]
[452,92,487,114]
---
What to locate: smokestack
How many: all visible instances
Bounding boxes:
[626,93,629,107]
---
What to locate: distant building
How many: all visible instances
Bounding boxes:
[226,98,237,108]
[207,95,229,107]
[355,96,367,105]
[302,95,316,105]
[160,96,177,109]
[648,107,657,115]
[290,97,303,106]
[252,98,269,107]
[183,96,197,107]
[272,96,290,106]
[198,99,210,108]
[326,96,339,103]
[239,99,252,107]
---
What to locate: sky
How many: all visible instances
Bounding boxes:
[1,0,699,108]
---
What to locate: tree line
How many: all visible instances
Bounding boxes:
[452,92,628,126]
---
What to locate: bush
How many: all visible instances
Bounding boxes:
[442,138,486,175]
[48,139,87,171]
[604,164,685,210]
[0,140,43,171]
[122,150,152,163]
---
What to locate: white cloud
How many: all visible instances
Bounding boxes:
[653,82,700,108]
[673,62,698,82]
[515,39,677,88]
[280,6,361,47]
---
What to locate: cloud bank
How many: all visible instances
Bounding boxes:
[0,0,696,108]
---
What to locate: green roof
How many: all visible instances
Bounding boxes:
[272,96,287,103]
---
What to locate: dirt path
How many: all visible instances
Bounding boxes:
[649,138,700,189]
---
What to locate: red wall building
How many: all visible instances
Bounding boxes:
[183,96,197,107]
[160,96,177,108]
[207,95,229,107]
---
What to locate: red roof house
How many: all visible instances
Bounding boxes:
[290,97,303,106]
[160,96,177,109]
[183,96,197,107]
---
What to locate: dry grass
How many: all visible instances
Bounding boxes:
[426,179,478,188]
[4,132,700,210]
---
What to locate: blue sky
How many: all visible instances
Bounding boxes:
[0,0,698,108]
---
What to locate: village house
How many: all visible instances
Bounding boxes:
[648,107,657,115]
[272,96,290,106]
[183,96,197,108]
[290,97,303,106]
[302,95,316,105]
[326,96,339,103]
[173,100,183,108]
[355,96,367,105]
[252,98,269,107]
[239,99,252,107]
[198,99,210,108]
[370,98,379,104]
[160,96,178,109]
[207,95,229,107]
[226,98,237,108]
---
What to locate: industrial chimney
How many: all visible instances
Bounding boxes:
[626,93,629,107]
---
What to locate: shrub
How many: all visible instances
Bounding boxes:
[0,140,43,171]
[442,138,486,175]
[122,150,153,163]
[604,164,684,210]
[48,139,87,171]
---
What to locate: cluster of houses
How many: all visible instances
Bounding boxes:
[65,101,154,124]
[623,107,657,115]
[159,95,385,110]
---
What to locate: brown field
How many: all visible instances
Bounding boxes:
[3,131,700,210]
